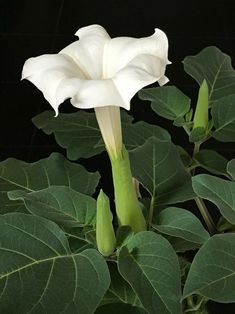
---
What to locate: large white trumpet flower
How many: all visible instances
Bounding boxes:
[22,24,169,159]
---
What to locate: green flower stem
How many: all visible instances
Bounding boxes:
[110,146,146,233]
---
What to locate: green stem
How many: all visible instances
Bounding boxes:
[147,197,154,230]
[194,197,217,234]
[192,142,217,235]
[110,146,146,233]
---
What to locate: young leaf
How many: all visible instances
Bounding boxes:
[153,207,210,245]
[129,137,195,206]
[118,231,182,314]
[8,186,96,228]
[194,149,228,177]
[211,94,235,142]
[227,159,235,180]
[183,234,235,302]
[192,174,235,224]
[0,213,110,313]
[183,46,235,103]
[139,86,191,120]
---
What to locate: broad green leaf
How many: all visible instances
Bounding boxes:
[0,152,99,195]
[139,86,191,120]
[0,191,27,214]
[118,231,182,314]
[101,262,142,307]
[96,303,147,314]
[183,46,235,103]
[192,174,235,224]
[129,137,195,206]
[194,149,228,177]
[123,120,171,150]
[8,186,96,228]
[227,159,235,180]
[153,207,210,244]
[0,213,110,313]
[0,153,100,213]
[33,110,170,160]
[211,94,235,142]
[166,236,201,253]
[33,110,104,159]
[183,234,235,302]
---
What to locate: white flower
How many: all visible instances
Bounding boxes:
[22,24,170,158]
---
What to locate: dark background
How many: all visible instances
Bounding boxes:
[1,0,235,312]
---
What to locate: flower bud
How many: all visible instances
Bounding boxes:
[96,190,116,256]
[193,79,209,130]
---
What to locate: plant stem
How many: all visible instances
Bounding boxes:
[193,142,201,156]
[194,197,217,234]
[147,197,155,230]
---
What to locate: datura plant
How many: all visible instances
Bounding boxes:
[0,25,235,314]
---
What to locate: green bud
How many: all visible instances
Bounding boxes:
[96,190,116,256]
[193,79,209,130]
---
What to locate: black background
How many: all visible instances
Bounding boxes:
[1,0,235,312]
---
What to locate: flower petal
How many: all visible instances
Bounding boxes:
[60,24,110,79]
[112,54,169,109]
[22,54,85,115]
[70,79,127,109]
[103,28,170,78]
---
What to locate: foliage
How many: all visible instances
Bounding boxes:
[1,46,235,313]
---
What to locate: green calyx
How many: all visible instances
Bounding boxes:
[193,79,209,130]
[96,190,116,256]
[110,145,146,233]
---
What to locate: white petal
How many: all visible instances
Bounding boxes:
[112,54,169,109]
[60,24,110,79]
[70,79,127,109]
[104,28,170,78]
[22,54,85,115]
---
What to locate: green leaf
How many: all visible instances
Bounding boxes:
[0,153,100,214]
[139,86,191,120]
[192,174,235,224]
[8,186,96,228]
[153,207,210,245]
[33,110,170,160]
[0,191,27,214]
[129,137,195,206]
[123,120,171,150]
[227,159,235,180]
[183,233,235,302]
[0,213,110,313]
[33,110,103,160]
[96,303,147,314]
[118,231,182,314]
[101,262,142,307]
[211,94,235,142]
[183,46,235,103]
[194,149,228,177]
[166,236,201,253]
[116,226,134,249]
[0,152,99,195]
